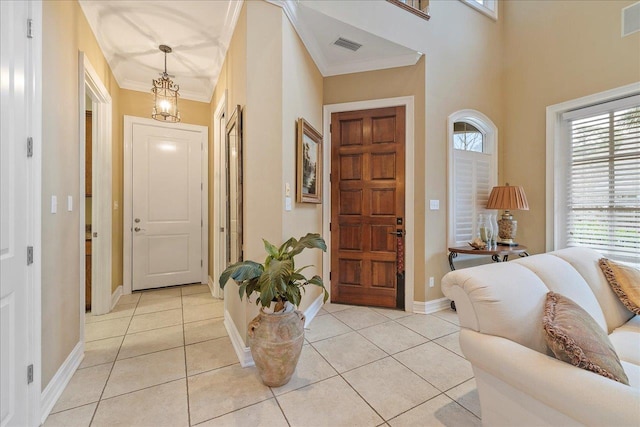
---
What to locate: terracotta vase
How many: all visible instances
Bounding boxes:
[247,308,305,387]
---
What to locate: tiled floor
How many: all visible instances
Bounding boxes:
[44,284,480,426]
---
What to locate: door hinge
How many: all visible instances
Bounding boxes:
[201,219,203,227]
[27,19,33,39]
[27,364,33,384]
[330,123,332,133]
[201,260,203,267]
[329,173,331,182]
[329,271,332,280]
[27,246,33,265]
[27,137,33,157]
[201,183,203,190]
[329,223,331,231]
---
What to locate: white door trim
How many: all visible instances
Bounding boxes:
[79,53,112,317]
[212,91,227,297]
[322,96,415,312]
[29,2,43,424]
[123,116,209,294]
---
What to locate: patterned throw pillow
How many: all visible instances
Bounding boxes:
[543,291,629,385]
[599,258,640,315]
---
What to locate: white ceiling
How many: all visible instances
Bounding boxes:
[79,0,422,103]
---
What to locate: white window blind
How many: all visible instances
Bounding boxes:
[563,96,640,265]
[452,150,492,245]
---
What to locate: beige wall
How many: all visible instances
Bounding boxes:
[503,0,640,254]
[324,0,504,302]
[211,1,324,343]
[42,0,121,389]
[281,14,325,313]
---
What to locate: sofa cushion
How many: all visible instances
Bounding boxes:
[543,292,629,385]
[610,316,640,365]
[551,248,633,333]
[599,258,640,315]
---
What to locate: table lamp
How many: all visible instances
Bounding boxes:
[486,184,529,246]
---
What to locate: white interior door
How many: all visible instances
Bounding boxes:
[132,123,203,290]
[1,1,31,425]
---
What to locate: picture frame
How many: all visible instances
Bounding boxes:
[297,118,323,204]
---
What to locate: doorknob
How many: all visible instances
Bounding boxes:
[134,218,141,223]
[134,227,146,232]
[389,230,405,237]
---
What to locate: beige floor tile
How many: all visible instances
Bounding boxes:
[271,344,338,396]
[182,284,211,296]
[134,296,182,315]
[359,321,428,354]
[276,376,383,427]
[388,394,481,427]
[184,317,227,345]
[102,347,185,398]
[186,337,238,376]
[44,402,97,427]
[434,332,464,357]
[432,308,460,326]
[139,287,183,300]
[127,308,183,333]
[372,307,412,320]
[316,308,329,316]
[304,313,351,342]
[182,292,216,306]
[321,302,354,313]
[195,398,287,427]
[117,292,141,305]
[84,317,130,342]
[396,314,460,339]
[92,379,189,427]
[343,357,440,420]
[79,336,123,369]
[394,342,474,391]
[332,306,390,330]
[445,378,481,418]
[188,364,272,425]
[183,301,224,323]
[85,303,136,324]
[118,325,184,360]
[51,363,111,413]
[312,331,387,373]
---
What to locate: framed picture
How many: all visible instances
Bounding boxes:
[297,118,323,203]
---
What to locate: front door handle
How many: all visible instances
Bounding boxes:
[389,230,405,237]
[134,227,146,232]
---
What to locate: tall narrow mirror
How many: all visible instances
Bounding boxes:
[226,105,243,264]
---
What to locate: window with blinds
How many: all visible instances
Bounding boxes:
[562,95,640,265]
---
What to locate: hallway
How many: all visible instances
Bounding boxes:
[44,285,480,426]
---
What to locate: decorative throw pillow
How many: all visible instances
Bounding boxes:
[543,291,629,385]
[599,258,640,315]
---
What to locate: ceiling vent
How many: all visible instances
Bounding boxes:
[622,1,640,37]
[334,37,362,52]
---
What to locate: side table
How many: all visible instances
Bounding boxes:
[447,245,529,310]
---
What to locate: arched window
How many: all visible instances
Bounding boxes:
[447,110,498,246]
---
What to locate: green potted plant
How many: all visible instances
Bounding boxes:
[219,233,328,386]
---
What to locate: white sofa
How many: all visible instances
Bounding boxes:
[441,247,640,427]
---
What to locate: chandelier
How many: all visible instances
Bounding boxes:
[151,45,181,122]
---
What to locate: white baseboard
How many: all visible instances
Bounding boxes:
[40,341,84,424]
[224,310,254,367]
[111,285,123,310]
[303,293,324,328]
[413,297,451,314]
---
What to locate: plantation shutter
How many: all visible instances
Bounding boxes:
[562,95,640,265]
[452,150,492,246]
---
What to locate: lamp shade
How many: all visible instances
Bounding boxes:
[486,185,529,211]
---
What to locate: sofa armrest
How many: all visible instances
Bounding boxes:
[460,329,640,427]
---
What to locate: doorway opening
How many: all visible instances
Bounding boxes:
[80,53,113,318]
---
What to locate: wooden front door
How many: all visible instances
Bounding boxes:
[331,106,406,308]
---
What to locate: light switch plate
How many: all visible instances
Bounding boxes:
[51,195,57,214]
[429,200,439,210]
[67,195,73,211]
[285,197,292,211]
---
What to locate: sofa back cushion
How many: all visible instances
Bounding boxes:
[441,248,626,354]
[551,248,634,332]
